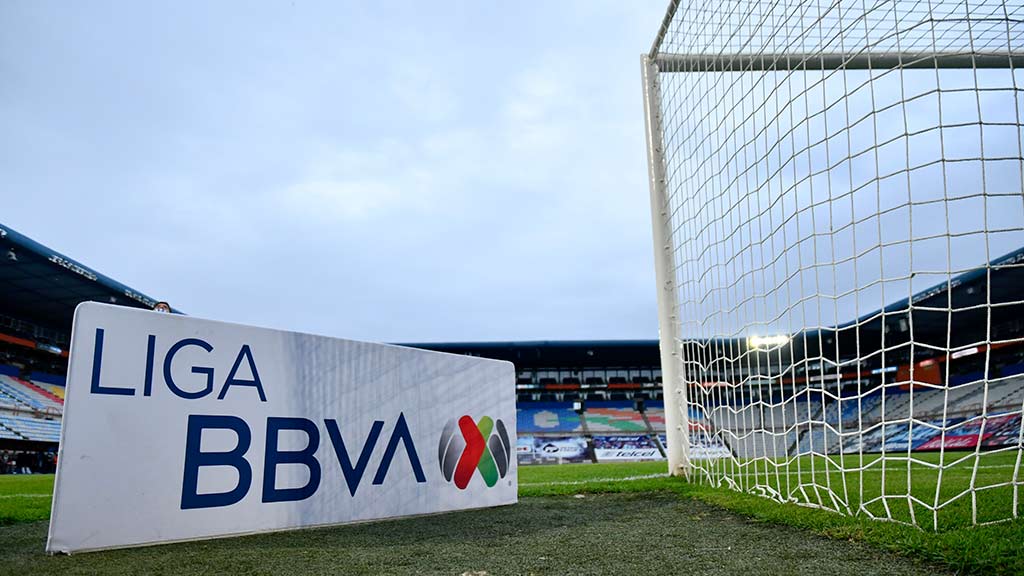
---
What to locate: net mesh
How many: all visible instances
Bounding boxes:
[647,0,1024,529]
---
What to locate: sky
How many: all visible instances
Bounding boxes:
[5,2,1021,345]
[0,1,670,343]
[662,64,1024,338]
[654,2,1024,338]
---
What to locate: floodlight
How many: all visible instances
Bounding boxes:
[746,335,790,349]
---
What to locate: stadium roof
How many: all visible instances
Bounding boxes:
[405,340,661,369]
[840,245,1024,331]
[0,222,176,333]
[805,245,1024,356]
[679,245,1024,364]
[409,246,1024,367]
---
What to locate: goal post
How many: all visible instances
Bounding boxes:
[643,53,690,478]
[643,0,1024,529]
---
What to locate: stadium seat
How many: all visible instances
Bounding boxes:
[583,401,651,433]
[0,414,60,442]
[0,375,62,413]
[517,402,583,434]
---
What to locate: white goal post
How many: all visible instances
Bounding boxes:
[644,0,1024,529]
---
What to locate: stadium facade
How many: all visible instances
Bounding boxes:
[0,222,1021,469]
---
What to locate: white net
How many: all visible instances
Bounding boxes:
[644,0,1024,529]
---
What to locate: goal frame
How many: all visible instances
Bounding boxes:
[642,29,1024,481]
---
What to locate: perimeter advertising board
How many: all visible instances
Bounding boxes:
[530,436,589,463]
[47,303,516,553]
[592,436,663,461]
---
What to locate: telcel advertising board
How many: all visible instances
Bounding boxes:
[47,303,516,553]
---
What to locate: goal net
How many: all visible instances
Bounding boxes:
[643,0,1024,529]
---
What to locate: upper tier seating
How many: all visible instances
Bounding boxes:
[517,402,582,434]
[585,401,651,433]
[0,375,63,413]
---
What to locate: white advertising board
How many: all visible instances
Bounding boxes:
[660,435,732,460]
[47,303,516,553]
[594,448,664,461]
[531,436,589,463]
[593,436,664,461]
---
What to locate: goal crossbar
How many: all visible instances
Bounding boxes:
[654,52,1024,72]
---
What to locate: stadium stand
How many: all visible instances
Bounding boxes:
[583,402,650,434]
[415,337,1023,464]
[1,220,1021,468]
[0,415,60,443]
[29,372,66,400]
[0,222,174,460]
[517,402,582,434]
[0,424,21,440]
[422,248,1024,464]
[0,375,59,413]
[410,341,670,463]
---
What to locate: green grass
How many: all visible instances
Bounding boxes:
[0,458,1019,574]
[521,458,1024,575]
[0,474,53,526]
[690,449,1023,529]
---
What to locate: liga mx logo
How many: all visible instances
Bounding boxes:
[438,416,511,489]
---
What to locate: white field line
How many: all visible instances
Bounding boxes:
[520,473,669,487]
[2,466,1016,493]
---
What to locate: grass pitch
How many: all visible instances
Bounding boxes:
[0,457,1019,575]
[0,474,51,526]
[694,448,1023,529]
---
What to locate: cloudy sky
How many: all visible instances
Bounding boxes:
[1,1,669,343]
